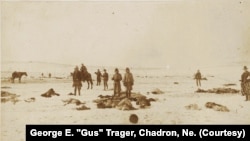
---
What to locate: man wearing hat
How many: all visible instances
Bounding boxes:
[194,69,202,87]
[95,69,102,86]
[102,69,109,90]
[72,66,82,96]
[123,67,134,98]
[112,68,122,96]
[241,66,250,101]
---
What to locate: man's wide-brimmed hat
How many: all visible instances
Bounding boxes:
[243,66,248,70]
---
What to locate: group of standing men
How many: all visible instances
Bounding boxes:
[111,68,134,98]
[94,69,109,90]
[73,64,250,101]
[72,64,134,98]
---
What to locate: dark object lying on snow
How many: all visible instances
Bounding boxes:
[41,88,60,97]
[151,88,164,94]
[116,98,137,110]
[205,102,230,112]
[185,103,201,110]
[195,88,240,94]
[94,92,156,110]
[135,97,156,108]
[1,86,11,89]
[1,91,20,104]
[223,83,236,87]
[62,98,90,110]
[62,98,85,106]
[76,105,90,110]
[24,97,36,103]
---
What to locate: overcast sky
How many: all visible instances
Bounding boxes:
[1,0,250,69]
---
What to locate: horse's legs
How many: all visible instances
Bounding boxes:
[19,77,21,83]
[90,80,93,89]
[87,81,89,89]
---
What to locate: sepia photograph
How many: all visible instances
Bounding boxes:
[1,0,250,140]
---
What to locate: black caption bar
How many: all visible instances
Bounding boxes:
[26,125,250,141]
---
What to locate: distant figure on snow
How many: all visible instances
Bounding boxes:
[72,66,82,96]
[240,66,250,101]
[102,69,109,90]
[195,70,202,87]
[123,67,134,98]
[95,69,102,86]
[112,68,122,96]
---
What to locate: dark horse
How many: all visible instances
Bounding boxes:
[11,71,28,83]
[81,70,93,89]
[71,71,93,89]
